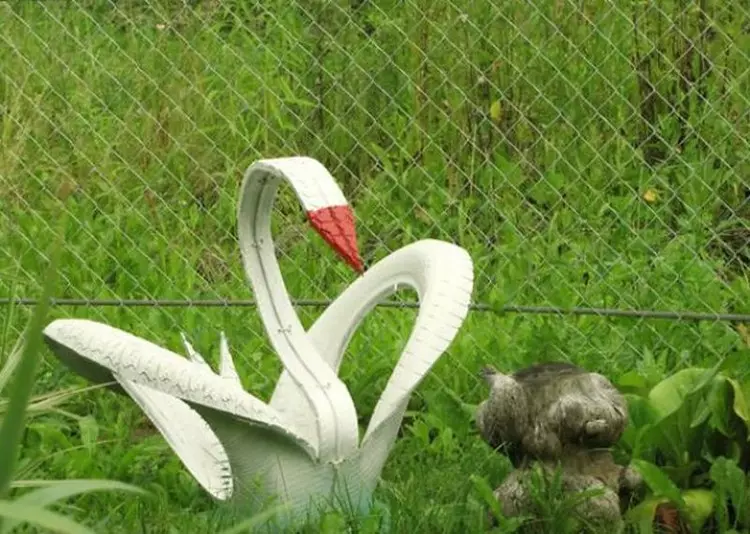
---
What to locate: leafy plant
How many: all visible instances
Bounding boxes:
[626,459,715,533]
[710,456,749,532]
[618,363,750,532]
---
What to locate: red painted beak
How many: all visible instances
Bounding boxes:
[306,205,364,274]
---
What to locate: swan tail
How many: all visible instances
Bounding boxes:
[218,332,242,386]
[180,332,211,369]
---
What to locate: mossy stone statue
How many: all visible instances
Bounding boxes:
[476,362,643,532]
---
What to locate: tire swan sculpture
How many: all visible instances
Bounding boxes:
[42,156,474,526]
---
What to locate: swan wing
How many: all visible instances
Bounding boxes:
[115,378,233,499]
[42,319,319,480]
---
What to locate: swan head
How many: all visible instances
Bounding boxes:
[306,205,364,274]
[242,157,365,274]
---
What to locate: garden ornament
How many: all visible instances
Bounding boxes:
[476,362,643,532]
[42,156,474,527]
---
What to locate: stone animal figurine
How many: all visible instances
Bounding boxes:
[476,362,643,532]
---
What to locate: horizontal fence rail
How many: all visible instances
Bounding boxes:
[3,298,750,324]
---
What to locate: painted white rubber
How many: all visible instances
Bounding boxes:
[42,156,474,526]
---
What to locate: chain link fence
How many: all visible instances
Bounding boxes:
[1,0,749,403]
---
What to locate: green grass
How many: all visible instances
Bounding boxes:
[1,0,749,531]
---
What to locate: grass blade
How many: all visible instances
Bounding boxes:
[0,334,25,394]
[0,233,63,499]
[215,505,287,534]
[0,479,146,534]
[0,500,98,534]
[24,382,114,414]
[0,268,19,361]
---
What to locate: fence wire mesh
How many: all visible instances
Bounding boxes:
[1,0,749,401]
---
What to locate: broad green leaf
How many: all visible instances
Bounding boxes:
[621,394,659,455]
[641,365,726,467]
[710,457,747,526]
[647,367,720,421]
[0,479,146,534]
[681,489,714,532]
[0,500,97,534]
[625,394,660,427]
[617,371,649,394]
[625,489,713,533]
[726,378,750,431]
[640,401,701,469]
[625,495,665,533]
[708,378,733,436]
[660,463,702,489]
[630,460,685,508]
[690,400,711,428]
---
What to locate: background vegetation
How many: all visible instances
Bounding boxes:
[1,0,748,531]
